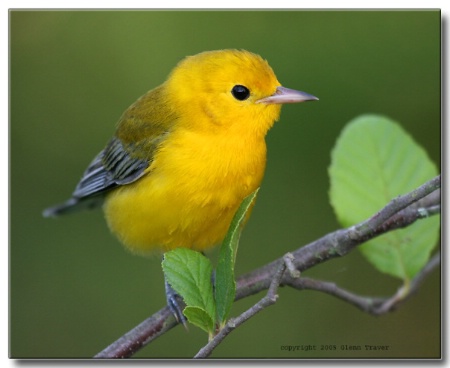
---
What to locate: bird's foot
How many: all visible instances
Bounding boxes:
[164,278,188,328]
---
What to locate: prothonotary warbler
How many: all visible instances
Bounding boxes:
[43,49,318,322]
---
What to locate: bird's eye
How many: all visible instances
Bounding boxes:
[231,85,250,101]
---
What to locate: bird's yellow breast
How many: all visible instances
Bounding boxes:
[103,125,267,254]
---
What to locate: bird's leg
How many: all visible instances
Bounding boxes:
[162,255,188,328]
[164,277,188,327]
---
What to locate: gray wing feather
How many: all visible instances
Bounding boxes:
[43,138,149,217]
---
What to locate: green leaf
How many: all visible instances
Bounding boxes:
[215,188,260,326]
[162,248,215,333]
[329,114,439,280]
[183,306,215,336]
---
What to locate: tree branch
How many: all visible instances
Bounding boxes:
[94,175,440,358]
[94,306,178,358]
[235,175,440,301]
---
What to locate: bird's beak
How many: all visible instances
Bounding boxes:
[256,86,318,105]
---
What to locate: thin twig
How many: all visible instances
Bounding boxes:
[194,260,287,358]
[284,251,440,315]
[372,251,441,315]
[355,176,440,233]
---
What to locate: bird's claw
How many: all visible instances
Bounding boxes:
[165,278,188,329]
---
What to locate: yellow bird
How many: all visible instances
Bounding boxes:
[43,49,318,320]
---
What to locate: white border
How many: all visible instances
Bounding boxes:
[4,3,447,367]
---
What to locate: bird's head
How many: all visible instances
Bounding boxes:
[164,49,317,137]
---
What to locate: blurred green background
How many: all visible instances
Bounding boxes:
[10,10,440,359]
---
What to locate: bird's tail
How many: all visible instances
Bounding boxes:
[42,196,103,218]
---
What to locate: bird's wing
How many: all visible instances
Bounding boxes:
[72,138,149,199]
[43,137,158,217]
[43,85,175,217]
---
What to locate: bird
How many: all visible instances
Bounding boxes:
[43,49,318,322]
